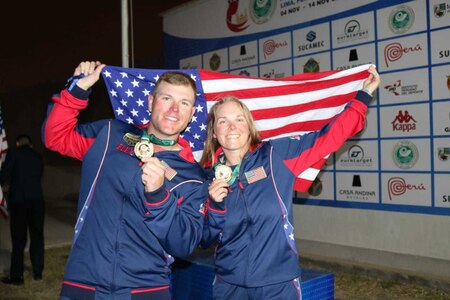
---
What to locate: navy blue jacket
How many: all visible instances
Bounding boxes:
[203,91,372,287]
[43,85,207,299]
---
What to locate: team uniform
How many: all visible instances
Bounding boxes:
[203,91,372,300]
[43,85,207,300]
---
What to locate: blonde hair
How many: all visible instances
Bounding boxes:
[200,96,261,167]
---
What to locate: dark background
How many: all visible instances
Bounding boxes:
[0,0,189,165]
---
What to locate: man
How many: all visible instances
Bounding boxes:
[1,135,44,285]
[42,61,206,300]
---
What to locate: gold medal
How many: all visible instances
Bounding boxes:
[134,140,154,160]
[215,164,233,182]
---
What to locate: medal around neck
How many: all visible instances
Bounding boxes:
[134,139,154,160]
[215,164,233,182]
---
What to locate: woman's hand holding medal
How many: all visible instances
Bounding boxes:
[208,178,229,203]
[141,157,166,193]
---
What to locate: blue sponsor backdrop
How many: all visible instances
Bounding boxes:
[163,0,450,215]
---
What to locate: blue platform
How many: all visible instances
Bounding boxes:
[171,249,334,299]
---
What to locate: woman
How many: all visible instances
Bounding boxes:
[200,66,380,299]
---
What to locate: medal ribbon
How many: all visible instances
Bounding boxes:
[141,130,177,146]
[214,156,241,185]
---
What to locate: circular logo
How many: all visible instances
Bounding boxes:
[249,0,276,24]
[303,58,319,73]
[348,145,364,160]
[389,5,415,34]
[209,53,221,71]
[393,141,418,169]
[308,177,323,197]
[345,20,361,35]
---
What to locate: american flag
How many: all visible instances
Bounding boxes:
[101,64,371,191]
[0,104,8,219]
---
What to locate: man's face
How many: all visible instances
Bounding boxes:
[148,81,196,140]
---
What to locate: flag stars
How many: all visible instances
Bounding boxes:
[126,117,133,124]
[114,80,123,88]
[196,104,204,112]
[125,89,134,97]
[116,107,124,116]
[189,141,195,148]
[137,74,145,80]
[103,70,112,78]
[142,89,151,96]
[120,99,128,107]
[284,224,288,229]
[131,109,139,116]
[191,115,197,122]
[131,79,140,87]
[185,126,191,132]
[190,74,197,81]
[289,233,294,240]
[110,89,118,97]
[136,98,145,107]
[193,133,200,140]
[120,72,129,78]
[199,123,206,131]
[153,74,160,82]
[141,117,149,124]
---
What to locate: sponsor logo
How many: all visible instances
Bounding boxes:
[239,70,251,77]
[303,58,320,73]
[336,19,369,44]
[387,177,426,200]
[393,140,418,169]
[339,145,373,167]
[209,53,221,71]
[338,175,377,201]
[438,147,450,161]
[297,30,326,52]
[349,49,358,61]
[392,110,417,132]
[226,0,249,32]
[389,5,415,34]
[250,0,277,24]
[231,45,256,67]
[384,80,423,96]
[434,3,450,18]
[308,177,323,196]
[384,42,423,67]
[263,39,288,59]
[262,69,285,78]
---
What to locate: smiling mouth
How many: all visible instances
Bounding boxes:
[165,116,178,122]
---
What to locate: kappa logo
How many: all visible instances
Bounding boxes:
[391,110,417,132]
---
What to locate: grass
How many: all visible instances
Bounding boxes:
[1,245,449,299]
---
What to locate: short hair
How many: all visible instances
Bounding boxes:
[200,95,261,167]
[153,71,197,96]
[16,134,32,146]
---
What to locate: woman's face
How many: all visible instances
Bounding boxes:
[213,101,251,156]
